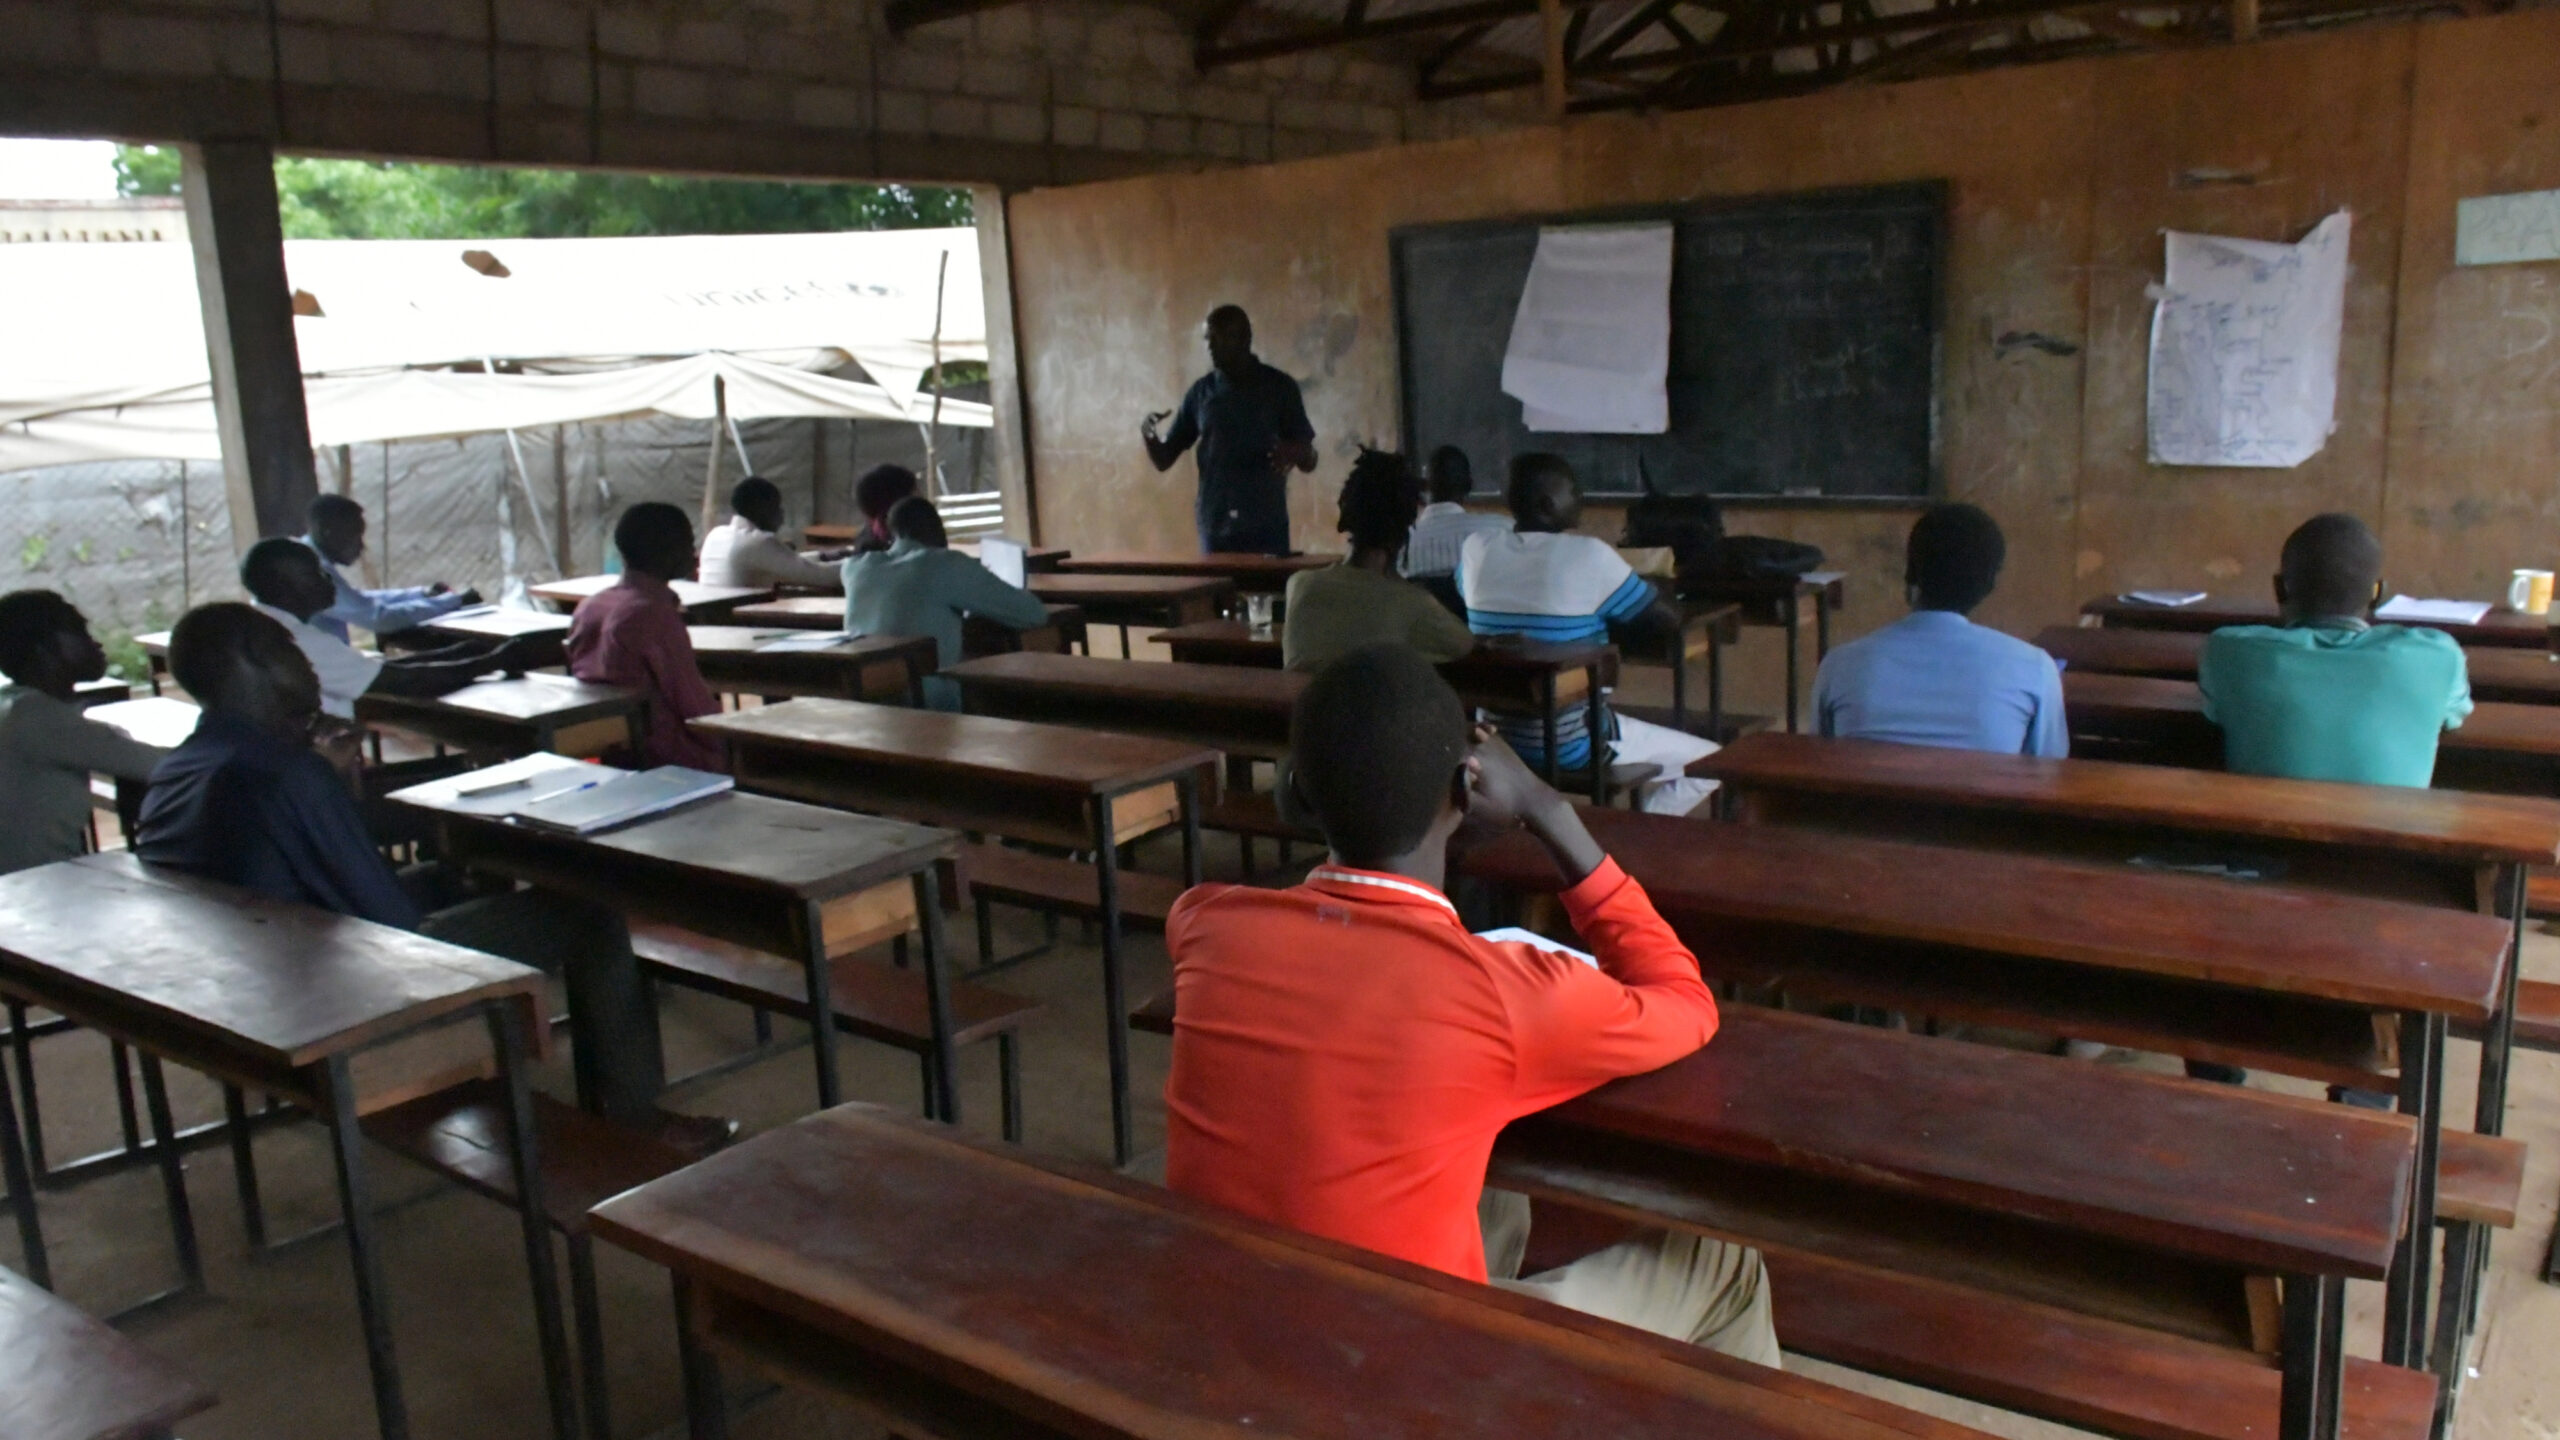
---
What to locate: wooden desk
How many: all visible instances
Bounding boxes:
[1613,597,1742,735]
[1494,1005,2415,1440]
[1023,574,1234,657]
[388,754,961,1115]
[2041,624,2560,707]
[2083,594,2548,649]
[70,677,132,710]
[0,1262,215,1440]
[729,595,1089,657]
[798,531,1072,573]
[527,575,772,621]
[686,626,935,706]
[1057,550,1338,594]
[355,674,644,760]
[591,1104,2005,1440]
[0,854,571,1440]
[692,699,1213,1164]
[944,651,1301,762]
[1679,571,1844,732]
[397,605,575,666]
[133,630,173,693]
[86,696,199,752]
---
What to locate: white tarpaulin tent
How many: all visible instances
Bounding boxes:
[0,227,990,472]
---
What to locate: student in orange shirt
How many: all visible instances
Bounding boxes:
[1164,643,1775,1363]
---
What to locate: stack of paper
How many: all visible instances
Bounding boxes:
[2120,590,2208,607]
[513,766,734,835]
[441,753,611,815]
[755,631,857,653]
[1501,223,1674,434]
[2375,596,2492,625]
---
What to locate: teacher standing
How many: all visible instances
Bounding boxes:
[1142,305,1318,555]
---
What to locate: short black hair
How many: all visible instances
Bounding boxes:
[0,589,80,684]
[1506,452,1577,526]
[730,476,782,517]
[307,493,364,529]
[1336,447,1422,555]
[168,602,293,713]
[1206,304,1251,335]
[855,464,919,520]
[1290,644,1471,867]
[1906,503,2006,613]
[2280,512,2384,620]
[888,496,947,549]
[239,535,325,607]
[614,502,695,577]
[1426,446,1473,504]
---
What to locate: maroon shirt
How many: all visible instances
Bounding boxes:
[564,572,724,771]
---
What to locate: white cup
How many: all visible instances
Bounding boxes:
[2509,569,2554,616]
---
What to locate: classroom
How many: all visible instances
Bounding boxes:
[3,3,2558,1439]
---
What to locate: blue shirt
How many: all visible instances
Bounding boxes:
[1161,360,1314,546]
[134,711,421,928]
[300,535,467,642]
[2199,622,2472,788]
[842,540,1054,711]
[1813,610,2069,758]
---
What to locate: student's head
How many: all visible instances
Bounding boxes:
[1289,644,1473,869]
[1425,446,1474,505]
[614,503,697,581]
[2276,513,2384,622]
[240,536,337,621]
[729,476,785,534]
[1506,453,1581,534]
[169,602,321,738]
[1204,304,1254,376]
[306,494,367,566]
[0,589,107,696]
[855,464,919,523]
[1335,448,1422,559]
[887,496,948,549]
[1904,503,2006,615]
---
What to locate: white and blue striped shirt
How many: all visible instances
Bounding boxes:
[1401,503,1513,578]
[1455,530,1655,769]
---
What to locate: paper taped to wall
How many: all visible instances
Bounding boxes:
[2146,210,2351,469]
[1501,223,1674,434]
[2456,189,2560,267]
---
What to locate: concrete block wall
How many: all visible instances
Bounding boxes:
[2,0,1539,188]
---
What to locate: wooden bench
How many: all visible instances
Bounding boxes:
[2082,593,2548,648]
[959,843,1186,971]
[628,922,1037,1142]
[0,1262,215,1440]
[2036,625,2560,707]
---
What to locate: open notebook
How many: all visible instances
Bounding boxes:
[511,766,734,835]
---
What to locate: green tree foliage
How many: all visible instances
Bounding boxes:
[114,146,969,238]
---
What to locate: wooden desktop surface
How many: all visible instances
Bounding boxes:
[1693,731,2560,868]
[528,575,772,615]
[2082,594,2547,648]
[2039,624,2560,705]
[1025,573,1236,606]
[86,695,200,751]
[943,651,1302,758]
[728,596,1085,655]
[377,674,637,726]
[0,1263,216,1440]
[589,1104,2004,1440]
[417,607,574,642]
[687,626,937,701]
[2060,670,2560,764]
[695,697,1213,796]
[1058,551,1339,592]
[1148,619,1617,702]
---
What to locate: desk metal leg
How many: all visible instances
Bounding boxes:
[1093,794,1134,1167]
[324,1053,410,1440]
[488,1003,579,1440]
[1816,588,1833,660]
[2383,1010,2444,1367]
[0,1029,48,1289]
[799,899,843,1110]
[914,867,960,1126]
[222,1085,267,1250]
[136,1055,204,1299]
[2430,1225,2480,1437]
[1583,670,1608,804]
[2477,863,2526,1136]
[674,1276,728,1440]
[1669,639,1688,730]
[2280,1272,2344,1440]
[1783,597,1802,733]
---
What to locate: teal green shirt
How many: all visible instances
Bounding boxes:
[2197,622,2472,788]
[842,540,1053,710]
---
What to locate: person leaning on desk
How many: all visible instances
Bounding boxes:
[132,602,735,1155]
[842,496,1052,710]
[0,588,169,876]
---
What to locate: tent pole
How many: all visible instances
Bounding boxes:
[500,426,561,580]
[925,250,948,495]
[725,410,753,475]
[699,374,726,539]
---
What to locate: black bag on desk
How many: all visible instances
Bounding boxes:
[1618,474,1825,595]
[1694,535,1827,587]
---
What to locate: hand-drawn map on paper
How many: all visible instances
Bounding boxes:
[2146,211,2351,468]
[2456,189,2560,266]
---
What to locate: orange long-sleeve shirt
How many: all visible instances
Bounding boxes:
[1163,857,1719,1281]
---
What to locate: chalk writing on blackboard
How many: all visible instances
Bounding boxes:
[2146,211,2351,469]
[2457,190,2560,267]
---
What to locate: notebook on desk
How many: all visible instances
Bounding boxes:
[512,766,734,835]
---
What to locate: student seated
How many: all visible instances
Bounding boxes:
[842,497,1051,710]
[1401,444,1511,579]
[302,493,476,642]
[240,538,539,719]
[2200,513,2469,788]
[0,589,170,875]
[1281,448,1475,672]
[698,475,846,590]
[133,603,725,1148]
[1810,504,2067,757]
[567,504,726,770]
[1165,644,1775,1364]
[846,464,921,557]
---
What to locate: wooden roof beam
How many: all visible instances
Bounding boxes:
[884,0,1023,34]
[1197,0,1612,69]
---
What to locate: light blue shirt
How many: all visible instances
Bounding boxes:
[842,539,1053,711]
[300,535,467,642]
[1813,609,2068,758]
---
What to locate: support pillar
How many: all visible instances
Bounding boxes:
[182,140,317,551]
[973,184,1038,543]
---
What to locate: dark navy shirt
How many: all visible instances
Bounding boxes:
[135,711,422,929]
[1162,359,1314,548]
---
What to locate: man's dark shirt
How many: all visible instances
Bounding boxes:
[135,711,421,929]
[1162,359,1314,552]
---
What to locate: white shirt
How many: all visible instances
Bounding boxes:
[1402,503,1513,578]
[251,601,382,718]
[698,515,839,590]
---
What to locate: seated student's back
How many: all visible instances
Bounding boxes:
[1283,448,1475,672]
[842,497,1052,709]
[2200,514,2470,788]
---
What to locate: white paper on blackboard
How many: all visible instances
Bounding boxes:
[2456,189,2560,267]
[2146,210,2351,469]
[1501,223,1673,435]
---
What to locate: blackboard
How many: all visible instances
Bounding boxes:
[1390,181,1945,502]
